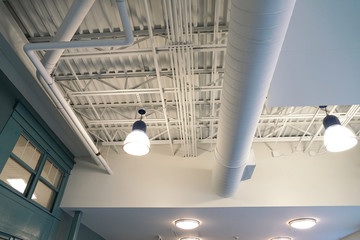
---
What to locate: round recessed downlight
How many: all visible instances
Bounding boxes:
[288,218,317,229]
[269,237,292,240]
[175,219,200,230]
[180,237,200,240]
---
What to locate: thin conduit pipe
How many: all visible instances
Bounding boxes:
[190,47,197,156]
[179,48,190,156]
[144,0,174,156]
[170,49,185,151]
[175,48,187,155]
[24,0,134,174]
[164,2,184,152]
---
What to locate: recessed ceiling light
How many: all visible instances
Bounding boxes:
[269,237,292,240]
[288,218,317,229]
[180,237,200,240]
[175,219,200,230]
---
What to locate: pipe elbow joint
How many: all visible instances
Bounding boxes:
[126,35,135,46]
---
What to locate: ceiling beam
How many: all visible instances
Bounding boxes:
[69,86,222,97]
[28,25,229,43]
[59,44,226,60]
[71,99,221,108]
[99,136,325,146]
[54,68,225,81]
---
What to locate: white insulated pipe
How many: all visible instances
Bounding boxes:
[24,0,134,174]
[213,0,296,197]
[41,0,96,73]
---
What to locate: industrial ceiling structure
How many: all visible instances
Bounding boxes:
[4,0,360,158]
[1,0,360,239]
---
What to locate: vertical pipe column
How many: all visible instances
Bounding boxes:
[67,211,83,240]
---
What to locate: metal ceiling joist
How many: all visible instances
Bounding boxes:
[6,0,360,159]
[54,68,226,81]
[28,25,229,43]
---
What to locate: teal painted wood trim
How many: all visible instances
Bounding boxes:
[67,211,83,240]
[0,185,56,240]
[9,153,37,174]
[10,112,71,173]
[0,118,21,172]
[0,71,19,134]
[0,182,62,220]
[26,153,48,199]
[53,173,70,218]
[12,103,74,171]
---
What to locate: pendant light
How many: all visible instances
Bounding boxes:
[123,109,150,156]
[321,106,357,152]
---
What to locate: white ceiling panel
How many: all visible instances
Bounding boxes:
[65,206,360,240]
[268,0,360,107]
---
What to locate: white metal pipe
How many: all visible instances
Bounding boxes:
[169,48,185,151]
[26,50,113,174]
[213,0,296,197]
[24,0,134,174]
[41,0,96,72]
[144,0,174,155]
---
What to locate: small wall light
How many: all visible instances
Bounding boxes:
[321,107,357,152]
[175,219,200,230]
[288,218,317,229]
[123,109,150,156]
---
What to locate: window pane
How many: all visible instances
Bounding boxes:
[33,180,56,210]
[11,135,27,157]
[0,157,31,194]
[41,160,63,188]
[11,135,41,170]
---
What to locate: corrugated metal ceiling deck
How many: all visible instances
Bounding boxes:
[5,0,360,157]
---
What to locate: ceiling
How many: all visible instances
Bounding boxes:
[1,0,360,239]
[3,0,360,158]
[63,206,360,240]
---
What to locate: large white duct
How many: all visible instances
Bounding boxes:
[213,0,296,197]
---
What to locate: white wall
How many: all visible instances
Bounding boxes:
[341,230,360,240]
[61,143,360,207]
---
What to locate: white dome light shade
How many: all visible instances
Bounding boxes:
[324,124,357,152]
[175,219,200,230]
[180,238,200,240]
[269,237,292,240]
[288,218,317,229]
[323,115,357,152]
[123,129,150,156]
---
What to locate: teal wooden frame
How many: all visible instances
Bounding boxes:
[0,102,75,239]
